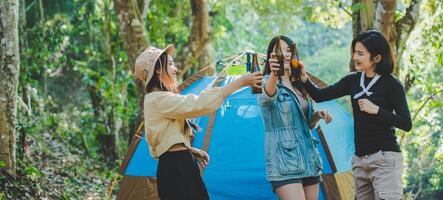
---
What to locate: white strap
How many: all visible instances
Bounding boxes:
[353,72,380,99]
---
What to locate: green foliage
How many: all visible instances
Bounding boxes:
[9,0,131,198]
[7,0,442,199]
[146,0,191,50]
[351,2,366,12]
[24,165,43,179]
[226,65,247,75]
[399,0,443,198]
[303,44,350,84]
[0,160,6,168]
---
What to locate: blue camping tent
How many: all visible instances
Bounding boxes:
[117,70,356,200]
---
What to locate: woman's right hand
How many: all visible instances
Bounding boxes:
[268,53,280,76]
[190,147,210,168]
[238,71,263,88]
[221,71,263,98]
[299,61,308,83]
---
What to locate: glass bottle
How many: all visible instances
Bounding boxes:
[251,53,262,94]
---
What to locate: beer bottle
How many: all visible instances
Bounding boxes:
[251,53,262,94]
[273,38,285,76]
[246,53,251,72]
[290,43,301,81]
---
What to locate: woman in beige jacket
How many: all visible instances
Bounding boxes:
[134,45,262,200]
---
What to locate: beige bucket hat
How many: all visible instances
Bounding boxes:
[134,44,175,87]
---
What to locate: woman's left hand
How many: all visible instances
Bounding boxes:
[358,99,379,114]
[310,110,332,128]
[191,147,210,168]
[299,61,308,83]
[317,110,332,124]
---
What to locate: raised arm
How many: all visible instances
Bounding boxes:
[152,88,224,119]
[300,62,351,102]
[258,75,278,106]
[152,72,263,119]
[258,55,281,106]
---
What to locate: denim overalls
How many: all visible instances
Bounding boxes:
[258,76,323,181]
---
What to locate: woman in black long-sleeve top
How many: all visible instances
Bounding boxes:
[299,30,411,200]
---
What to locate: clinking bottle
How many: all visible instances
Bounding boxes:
[251,53,262,94]
[273,39,285,76]
[290,43,301,81]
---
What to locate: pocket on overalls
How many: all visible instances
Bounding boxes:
[276,140,305,175]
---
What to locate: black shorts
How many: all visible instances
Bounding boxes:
[270,176,321,192]
[157,149,209,200]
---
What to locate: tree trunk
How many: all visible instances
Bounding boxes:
[104,0,121,158]
[351,0,376,72]
[175,0,212,80]
[352,0,376,39]
[199,42,216,76]
[17,0,27,162]
[87,84,106,120]
[139,0,151,19]
[0,0,20,174]
[393,0,421,76]
[38,0,44,20]
[113,0,149,120]
[351,0,421,75]
[374,0,396,40]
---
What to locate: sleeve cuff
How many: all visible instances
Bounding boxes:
[263,86,277,99]
[261,76,277,100]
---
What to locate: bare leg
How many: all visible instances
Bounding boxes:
[303,183,319,200]
[275,183,305,200]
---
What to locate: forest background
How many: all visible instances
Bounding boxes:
[0,0,442,199]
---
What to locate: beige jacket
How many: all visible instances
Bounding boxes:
[144,87,224,158]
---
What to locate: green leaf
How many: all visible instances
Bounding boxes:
[351,3,366,12]
[0,160,6,168]
[25,165,43,178]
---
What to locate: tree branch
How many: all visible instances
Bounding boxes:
[175,0,210,80]
[395,0,421,57]
[142,0,151,19]
[335,0,352,17]
[374,0,396,41]
[399,88,443,144]
[113,0,149,120]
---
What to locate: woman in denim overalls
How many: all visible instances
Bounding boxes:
[258,36,332,200]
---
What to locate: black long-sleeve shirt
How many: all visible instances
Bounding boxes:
[303,72,412,156]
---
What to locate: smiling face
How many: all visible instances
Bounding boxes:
[149,53,178,92]
[353,42,377,72]
[166,55,177,83]
[273,39,292,71]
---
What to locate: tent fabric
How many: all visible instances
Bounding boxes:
[313,101,355,173]
[320,174,342,199]
[119,75,355,200]
[118,122,144,174]
[335,171,355,200]
[117,176,159,200]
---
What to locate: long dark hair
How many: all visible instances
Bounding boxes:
[351,30,395,76]
[145,53,194,135]
[264,35,307,97]
[145,53,177,93]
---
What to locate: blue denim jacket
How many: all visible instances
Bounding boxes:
[258,75,323,181]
